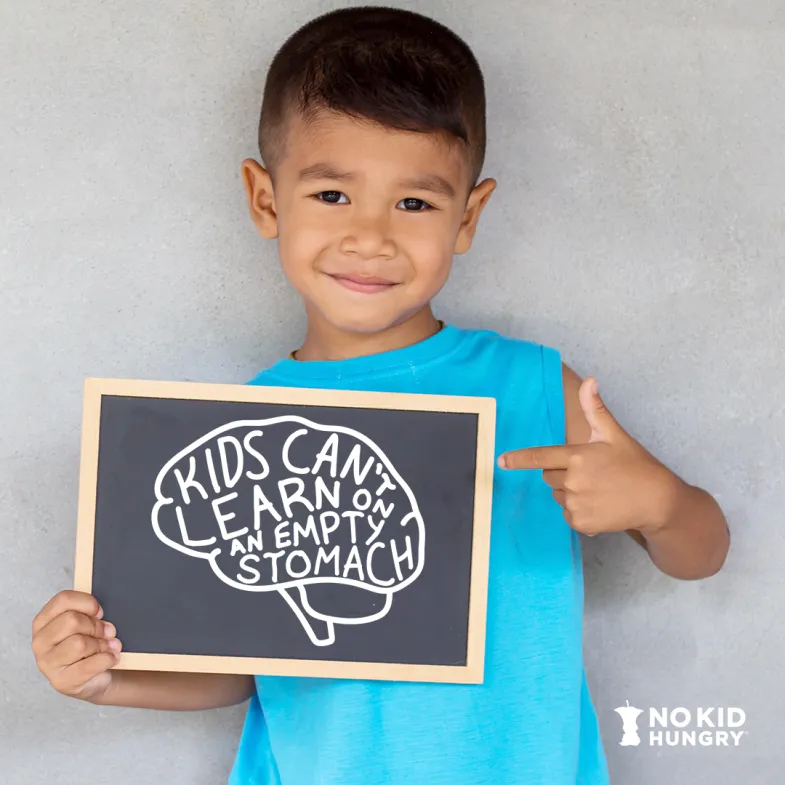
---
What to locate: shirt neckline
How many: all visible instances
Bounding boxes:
[264,323,464,382]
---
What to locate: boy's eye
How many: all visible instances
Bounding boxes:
[312,192,433,211]
[397,198,432,212]
[314,191,349,205]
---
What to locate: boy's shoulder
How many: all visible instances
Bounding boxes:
[450,325,564,379]
[454,325,558,355]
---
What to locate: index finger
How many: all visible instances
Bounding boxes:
[32,590,103,636]
[498,444,579,471]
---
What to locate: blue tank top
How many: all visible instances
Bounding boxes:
[229,325,609,785]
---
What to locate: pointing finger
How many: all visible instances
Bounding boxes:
[498,445,581,471]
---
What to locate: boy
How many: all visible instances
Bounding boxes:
[31,6,730,784]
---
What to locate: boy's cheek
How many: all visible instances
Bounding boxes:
[278,258,316,296]
[277,233,325,278]
[411,252,454,290]
[277,218,315,249]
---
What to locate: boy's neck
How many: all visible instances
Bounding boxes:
[293,307,443,362]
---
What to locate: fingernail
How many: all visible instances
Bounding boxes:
[108,638,121,652]
[497,455,507,469]
[103,622,116,638]
[96,605,104,620]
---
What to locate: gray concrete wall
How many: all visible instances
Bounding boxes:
[2,1,782,783]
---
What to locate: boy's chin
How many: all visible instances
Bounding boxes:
[317,306,420,336]
[325,315,403,335]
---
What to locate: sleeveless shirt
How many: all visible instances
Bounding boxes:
[229,324,610,785]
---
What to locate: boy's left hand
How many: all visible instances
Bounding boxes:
[498,378,681,537]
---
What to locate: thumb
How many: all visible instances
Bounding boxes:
[579,377,619,443]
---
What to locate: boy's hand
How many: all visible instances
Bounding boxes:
[498,377,681,537]
[32,590,122,703]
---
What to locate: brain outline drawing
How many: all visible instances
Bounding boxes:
[151,416,426,647]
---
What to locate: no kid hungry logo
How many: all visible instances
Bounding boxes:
[614,701,747,748]
[152,416,426,647]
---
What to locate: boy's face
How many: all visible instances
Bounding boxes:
[242,110,496,336]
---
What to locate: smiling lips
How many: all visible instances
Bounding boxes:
[328,273,399,294]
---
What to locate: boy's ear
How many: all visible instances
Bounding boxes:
[241,159,279,239]
[454,177,497,254]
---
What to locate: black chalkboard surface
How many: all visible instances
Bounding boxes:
[75,378,495,684]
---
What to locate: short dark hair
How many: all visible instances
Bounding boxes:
[258,6,487,190]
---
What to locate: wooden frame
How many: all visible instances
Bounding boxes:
[75,377,496,684]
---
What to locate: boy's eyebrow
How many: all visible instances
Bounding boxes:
[298,163,456,199]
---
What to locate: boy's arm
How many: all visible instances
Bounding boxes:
[90,670,255,711]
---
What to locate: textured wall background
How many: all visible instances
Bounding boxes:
[2,1,783,783]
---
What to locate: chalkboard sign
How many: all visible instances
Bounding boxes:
[74,378,495,684]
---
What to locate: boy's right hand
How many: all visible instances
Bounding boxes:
[32,590,122,703]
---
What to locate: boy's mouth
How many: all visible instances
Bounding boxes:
[328,273,399,294]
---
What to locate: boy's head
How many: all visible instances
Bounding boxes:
[242,6,496,339]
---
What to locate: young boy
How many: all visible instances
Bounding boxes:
[31,6,730,784]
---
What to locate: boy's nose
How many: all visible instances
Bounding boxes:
[341,215,396,258]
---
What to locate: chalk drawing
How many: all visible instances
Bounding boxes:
[152,417,425,646]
